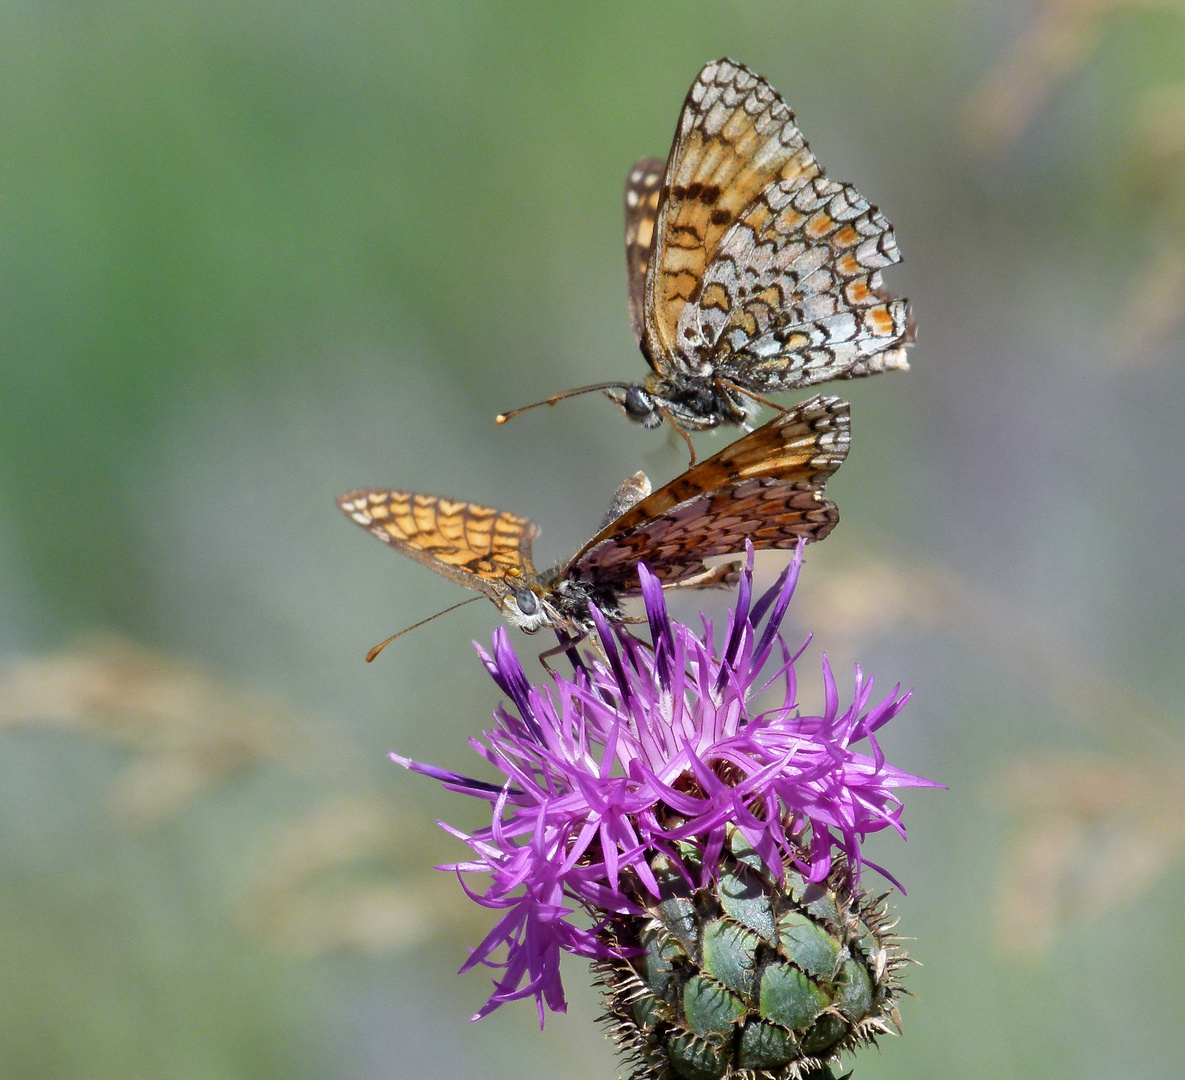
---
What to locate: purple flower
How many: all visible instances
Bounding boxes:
[393,540,938,1026]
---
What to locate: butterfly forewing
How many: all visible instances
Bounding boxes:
[624,157,665,350]
[337,490,539,598]
[645,58,823,369]
[565,394,850,592]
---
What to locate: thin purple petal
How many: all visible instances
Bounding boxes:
[389,548,937,1024]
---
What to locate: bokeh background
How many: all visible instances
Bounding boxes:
[2,1,1184,1077]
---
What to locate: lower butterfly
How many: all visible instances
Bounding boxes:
[337,394,849,644]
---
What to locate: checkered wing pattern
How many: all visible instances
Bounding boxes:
[565,394,850,592]
[336,490,539,598]
[647,58,911,388]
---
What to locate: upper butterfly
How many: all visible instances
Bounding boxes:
[497,58,912,459]
[339,394,849,639]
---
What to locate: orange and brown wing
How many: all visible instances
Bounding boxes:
[336,490,539,598]
[623,157,665,350]
[644,58,823,371]
[565,394,849,593]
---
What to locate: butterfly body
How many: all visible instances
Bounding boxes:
[505,59,912,451]
[606,372,757,432]
[339,394,850,641]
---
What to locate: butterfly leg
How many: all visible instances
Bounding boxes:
[538,630,588,675]
[535,612,655,672]
[657,405,697,465]
[663,560,744,592]
[716,379,789,417]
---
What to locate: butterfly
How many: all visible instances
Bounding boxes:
[338,394,849,640]
[497,58,912,460]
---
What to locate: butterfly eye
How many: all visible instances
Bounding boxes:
[623,386,654,420]
[514,587,539,616]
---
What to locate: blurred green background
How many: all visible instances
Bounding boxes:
[2,1,1184,1077]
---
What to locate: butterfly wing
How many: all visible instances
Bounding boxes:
[337,490,539,599]
[564,394,850,593]
[624,157,666,350]
[691,174,912,390]
[643,58,823,372]
[646,58,912,391]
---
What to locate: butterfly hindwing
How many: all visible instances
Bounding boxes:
[688,174,912,388]
[565,394,850,592]
[337,490,539,599]
[644,58,823,371]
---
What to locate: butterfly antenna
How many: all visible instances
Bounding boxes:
[495,382,630,425]
[364,596,484,662]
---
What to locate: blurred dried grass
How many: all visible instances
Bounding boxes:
[964,0,1185,360]
[1120,83,1185,361]
[798,555,1185,954]
[798,556,1178,746]
[0,636,474,955]
[236,795,473,955]
[993,752,1185,953]
[955,0,1185,953]
[0,634,307,827]
[962,0,1185,153]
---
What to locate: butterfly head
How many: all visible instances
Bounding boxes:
[605,375,758,433]
[498,584,557,635]
[604,384,665,429]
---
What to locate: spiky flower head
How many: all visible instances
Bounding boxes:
[394,541,937,1076]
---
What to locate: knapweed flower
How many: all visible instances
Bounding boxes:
[394,540,938,1080]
